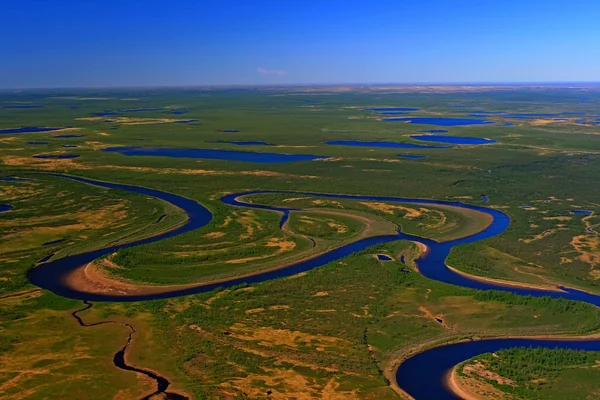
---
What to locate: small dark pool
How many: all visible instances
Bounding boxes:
[0,126,64,135]
[63,145,78,148]
[52,134,85,139]
[42,238,66,246]
[220,129,240,132]
[28,141,49,145]
[398,154,426,159]
[325,140,450,149]
[410,135,497,145]
[383,117,494,126]
[0,204,12,213]
[102,146,327,163]
[170,119,198,124]
[571,210,593,215]
[376,254,393,261]
[481,195,489,203]
[33,154,80,159]
[521,206,533,209]
[1,177,31,182]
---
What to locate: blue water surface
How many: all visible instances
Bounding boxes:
[398,154,426,159]
[53,134,84,139]
[383,117,494,126]
[0,126,63,135]
[32,154,80,159]
[325,140,450,149]
[102,146,327,163]
[410,135,497,145]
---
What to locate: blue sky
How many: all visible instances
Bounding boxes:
[2,0,599,88]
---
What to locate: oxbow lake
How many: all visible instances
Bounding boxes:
[102,146,327,163]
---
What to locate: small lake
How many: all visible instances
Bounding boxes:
[0,126,64,135]
[1,177,31,182]
[102,146,327,163]
[398,154,426,159]
[43,238,67,246]
[383,117,494,126]
[170,119,199,124]
[33,154,80,159]
[410,135,497,145]
[53,134,85,139]
[28,141,49,145]
[0,204,12,213]
[325,140,450,149]
[376,254,393,261]
[220,129,240,132]
[571,210,592,215]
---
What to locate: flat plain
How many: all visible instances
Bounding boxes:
[1,85,600,399]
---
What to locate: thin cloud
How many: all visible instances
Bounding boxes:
[257,68,286,76]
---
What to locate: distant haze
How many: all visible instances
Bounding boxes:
[1,0,599,88]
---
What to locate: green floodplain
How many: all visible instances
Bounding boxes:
[1,85,600,399]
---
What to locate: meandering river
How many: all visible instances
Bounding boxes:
[25,174,600,399]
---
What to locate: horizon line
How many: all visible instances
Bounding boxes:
[1,81,600,91]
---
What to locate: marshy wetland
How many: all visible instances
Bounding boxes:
[2,86,600,399]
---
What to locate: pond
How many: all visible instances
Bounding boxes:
[398,154,426,159]
[325,140,450,149]
[43,238,67,246]
[53,134,85,139]
[383,117,494,126]
[571,210,593,215]
[0,204,12,213]
[102,146,327,163]
[410,135,497,145]
[376,254,393,261]
[32,154,80,159]
[0,126,64,135]
[1,177,31,182]
[28,141,49,145]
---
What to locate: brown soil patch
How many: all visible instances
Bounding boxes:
[229,323,347,351]
[571,235,600,267]
[314,291,329,297]
[448,364,514,400]
[203,231,225,239]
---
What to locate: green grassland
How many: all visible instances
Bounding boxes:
[2,86,600,398]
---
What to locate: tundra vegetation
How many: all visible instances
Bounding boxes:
[1,86,600,398]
